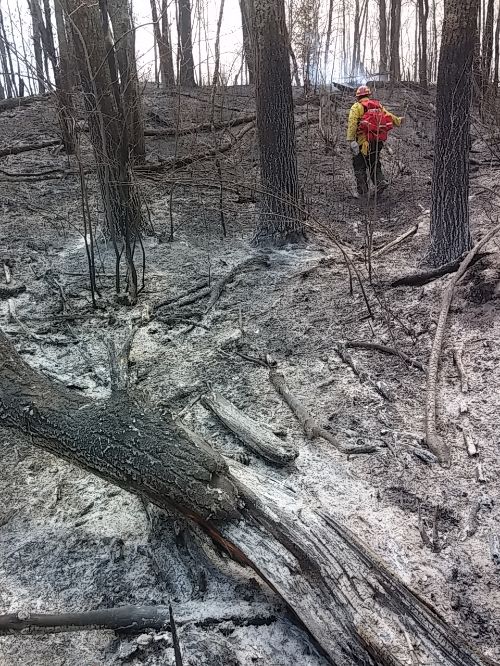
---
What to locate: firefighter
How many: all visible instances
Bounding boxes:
[347,85,403,198]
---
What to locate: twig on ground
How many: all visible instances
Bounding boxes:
[201,390,298,465]
[391,252,490,288]
[453,345,469,393]
[372,224,419,259]
[204,256,269,315]
[269,369,377,454]
[425,223,500,465]
[346,340,424,371]
[333,344,393,401]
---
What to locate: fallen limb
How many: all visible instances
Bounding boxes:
[426,223,500,465]
[201,390,298,465]
[0,139,61,158]
[3,263,12,284]
[136,122,256,174]
[334,343,393,400]
[372,224,419,259]
[0,601,276,635]
[346,340,424,371]
[269,368,377,454]
[144,113,256,137]
[0,331,495,664]
[391,252,490,288]
[204,256,269,315]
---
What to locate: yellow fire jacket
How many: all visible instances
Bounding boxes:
[346,100,402,156]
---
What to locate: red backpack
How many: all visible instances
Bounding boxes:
[358,99,394,142]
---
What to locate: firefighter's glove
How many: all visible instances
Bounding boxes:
[350,141,360,156]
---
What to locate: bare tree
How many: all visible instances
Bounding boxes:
[29,0,45,93]
[239,0,255,84]
[150,0,175,86]
[493,1,500,95]
[178,0,196,86]
[252,0,305,247]
[389,0,401,80]
[429,0,479,266]
[378,0,389,75]
[107,0,146,161]
[0,8,14,98]
[418,0,429,89]
[63,0,141,303]
[481,0,494,103]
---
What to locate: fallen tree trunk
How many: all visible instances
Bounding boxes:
[0,329,494,665]
[144,113,256,136]
[0,139,61,158]
[0,94,49,113]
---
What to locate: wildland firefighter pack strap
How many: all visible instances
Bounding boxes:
[359,99,394,142]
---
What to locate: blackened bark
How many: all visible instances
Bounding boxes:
[251,0,305,247]
[389,0,401,80]
[239,0,255,84]
[481,0,494,101]
[0,327,496,664]
[178,0,196,86]
[150,0,175,86]
[64,0,142,301]
[429,0,478,266]
[30,1,45,94]
[0,9,13,98]
[107,0,146,161]
[494,2,500,94]
[0,329,239,520]
[29,0,75,153]
[418,0,429,89]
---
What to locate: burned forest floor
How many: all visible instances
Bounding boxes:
[0,84,499,665]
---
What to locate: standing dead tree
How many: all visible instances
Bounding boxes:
[107,0,146,161]
[239,0,255,84]
[150,0,175,87]
[64,0,142,303]
[418,0,429,90]
[251,0,305,247]
[0,327,496,666]
[28,0,75,153]
[389,0,401,81]
[178,0,196,86]
[429,0,478,266]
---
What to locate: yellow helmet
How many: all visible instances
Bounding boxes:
[355,85,372,98]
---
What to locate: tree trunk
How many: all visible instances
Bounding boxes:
[389,0,401,80]
[418,0,429,89]
[0,9,13,98]
[63,0,141,302]
[429,0,478,266]
[107,0,146,162]
[177,0,196,86]
[378,0,388,75]
[251,0,305,247]
[324,0,334,71]
[29,0,75,153]
[150,0,175,87]
[481,0,494,103]
[493,2,500,95]
[239,0,255,84]
[30,0,45,94]
[0,328,495,666]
